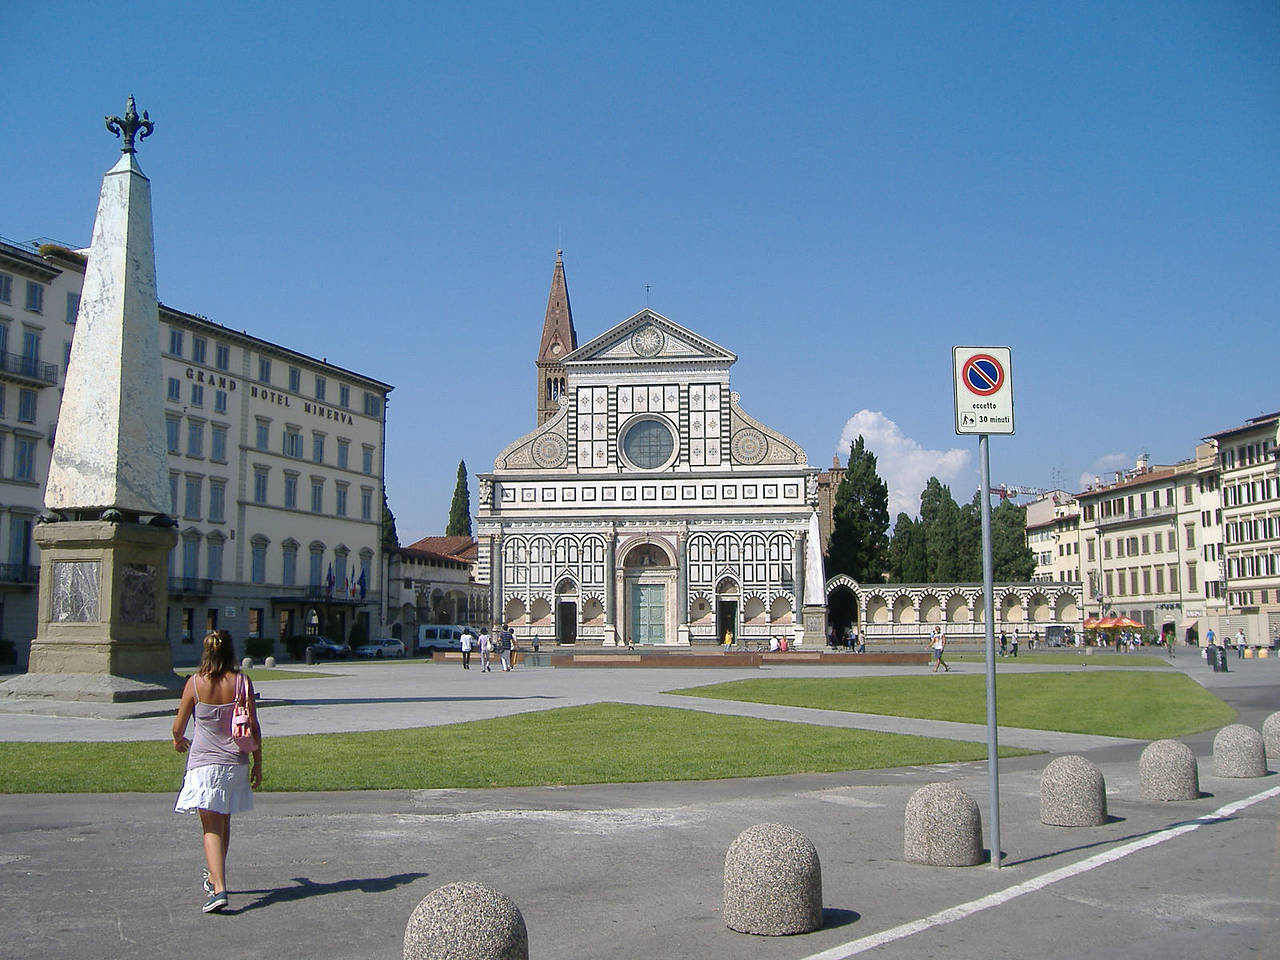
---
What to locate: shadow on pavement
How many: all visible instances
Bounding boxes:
[228,871,429,914]
[821,907,861,929]
[1002,814,1239,868]
[286,696,562,706]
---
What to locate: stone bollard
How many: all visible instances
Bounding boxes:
[404,881,528,960]
[723,823,823,935]
[1040,755,1108,826]
[1263,712,1280,763]
[264,655,277,668]
[241,656,253,670]
[1213,724,1267,778]
[1139,740,1200,801]
[903,782,983,866]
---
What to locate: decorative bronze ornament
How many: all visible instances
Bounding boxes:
[105,95,154,154]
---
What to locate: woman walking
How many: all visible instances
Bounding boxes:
[172,630,262,913]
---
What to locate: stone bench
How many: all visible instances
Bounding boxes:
[903,782,984,866]
[1213,724,1267,778]
[723,822,823,935]
[1139,740,1200,801]
[1041,755,1108,826]
[404,881,527,960]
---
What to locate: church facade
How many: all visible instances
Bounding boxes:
[475,255,822,646]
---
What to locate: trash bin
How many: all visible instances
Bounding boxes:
[1218,648,1228,672]
[304,646,314,665]
[1205,645,1218,670]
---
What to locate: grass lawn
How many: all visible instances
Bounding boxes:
[942,651,1171,667]
[669,673,1233,740]
[0,703,1034,793]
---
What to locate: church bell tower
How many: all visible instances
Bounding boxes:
[536,250,577,425]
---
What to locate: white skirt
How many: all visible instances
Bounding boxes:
[175,762,254,815]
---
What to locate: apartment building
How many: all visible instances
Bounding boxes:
[1025,491,1080,584]
[1206,412,1280,646]
[1075,456,1205,641]
[0,238,393,666]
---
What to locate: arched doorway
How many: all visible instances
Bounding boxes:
[826,585,858,644]
[715,577,739,644]
[556,578,578,645]
[622,541,674,645]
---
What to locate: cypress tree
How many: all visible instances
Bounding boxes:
[826,436,890,583]
[446,460,472,537]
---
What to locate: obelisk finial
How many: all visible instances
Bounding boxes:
[105,95,154,154]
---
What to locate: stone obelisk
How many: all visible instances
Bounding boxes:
[801,509,828,646]
[0,97,180,703]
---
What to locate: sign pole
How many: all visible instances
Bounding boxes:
[953,344,1013,870]
[980,433,1001,868]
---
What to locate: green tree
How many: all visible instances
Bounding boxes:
[446,460,472,537]
[919,477,963,582]
[887,512,928,582]
[826,436,890,583]
[955,491,984,581]
[991,499,1036,580]
[382,493,400,551]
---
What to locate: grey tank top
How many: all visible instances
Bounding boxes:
[187,677,248,769]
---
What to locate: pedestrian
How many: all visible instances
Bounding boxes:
[531,634,541,653]
[171,630,262,914]
[499,625,513,672]
[930,626,950,673]
[1206,627,1215,651]
[1236,629,1246,658]
[998,631,1007,657]
[509,632,520,669]
[1010,632,1019,658]
[723,629,734,647]
[459,626,474,670]
[856,629,866,654]
[478,627,492,672]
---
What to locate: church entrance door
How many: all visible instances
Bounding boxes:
[630,583,666,645]
[556,600,577,644]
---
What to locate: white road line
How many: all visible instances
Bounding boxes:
[798,784,1280,960]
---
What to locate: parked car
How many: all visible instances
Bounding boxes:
[354,637,406,659]
[415,624,471,655]
[306,638,352,660]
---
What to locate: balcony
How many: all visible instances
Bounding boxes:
[1095,502,1178,529]
[0,351,59,387]
[169,577,213,596]
[0,563,38,585]
[304,585,363,604]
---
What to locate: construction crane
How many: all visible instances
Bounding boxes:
[990,484,1053,501]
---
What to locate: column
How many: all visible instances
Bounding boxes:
[603,525,618,645]
[676,526,690,644]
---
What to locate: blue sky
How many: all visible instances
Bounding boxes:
[9,1,1278,536]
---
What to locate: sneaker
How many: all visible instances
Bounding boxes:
[202,890,228,914]
[202,868,214,895]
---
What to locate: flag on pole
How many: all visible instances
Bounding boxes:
[357,567,367,600]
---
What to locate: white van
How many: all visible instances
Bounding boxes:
[415,624,472,654]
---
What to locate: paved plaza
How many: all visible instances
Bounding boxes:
[1,655,1277,960]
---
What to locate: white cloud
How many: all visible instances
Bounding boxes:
[837,410,972,519]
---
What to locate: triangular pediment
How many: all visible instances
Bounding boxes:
[564,310,737,366]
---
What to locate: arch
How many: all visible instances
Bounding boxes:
[1027,593,1051,622]
[1055,593,1079,622]
[893,595,917,624]
[866,595,889,624]
[919,594,943,624]
[946,594,970,623]
[530,597,552,623]
[1001,593,1024,622]
[743,595,766,623]
[622,540,673,568]
[555,577,578,597]
[715,577,740,596]
[581,596,604,624]
[689,593,713,623]
[769,596,793,624]
[824,573,861,595]
[503,597,527,625]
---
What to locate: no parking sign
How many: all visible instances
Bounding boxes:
[953,346,1014,435]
